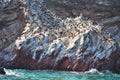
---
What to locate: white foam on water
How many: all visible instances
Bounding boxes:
[84,68,103,75]
[5,69,23,77]
[69,71,79,74]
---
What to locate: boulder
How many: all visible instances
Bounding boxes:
[0,67,6,75]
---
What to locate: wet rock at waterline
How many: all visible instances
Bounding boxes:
[0,0,120,74]
[0,67,6,74]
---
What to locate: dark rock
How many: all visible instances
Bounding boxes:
[0,67,6,75]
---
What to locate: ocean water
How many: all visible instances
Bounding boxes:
[0,69,120,80]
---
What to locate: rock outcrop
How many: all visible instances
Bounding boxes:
[0,0,120,73]
[0,67,6,74]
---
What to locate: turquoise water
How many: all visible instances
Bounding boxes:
[0,69,120,80]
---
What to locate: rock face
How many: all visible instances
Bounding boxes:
[0,0,120,73]
[45,0,120,21]
[0,0,26,51]
[45,0,120,42]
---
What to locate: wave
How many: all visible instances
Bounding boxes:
[5,69,24,77]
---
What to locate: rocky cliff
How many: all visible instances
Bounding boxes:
[0,0,120,73]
